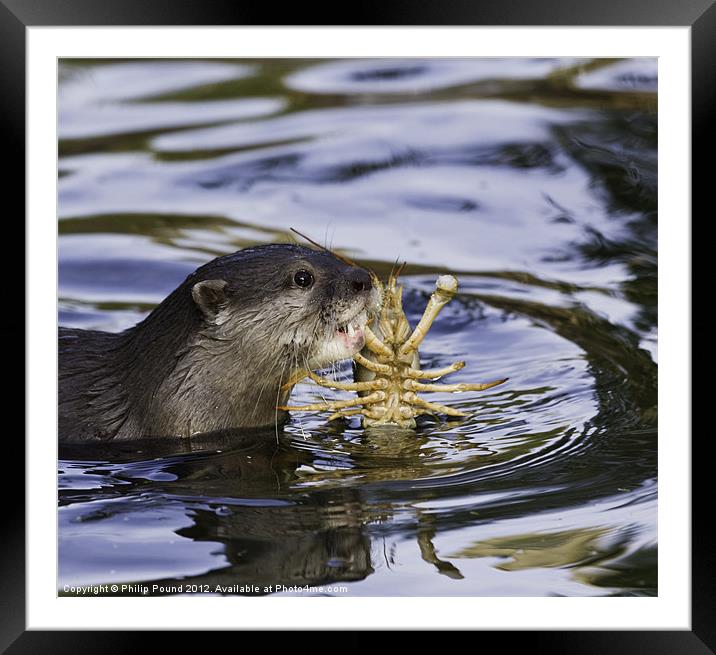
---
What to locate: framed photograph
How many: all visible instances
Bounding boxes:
[6,0,708,648]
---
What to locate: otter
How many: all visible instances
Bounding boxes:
[59,244,379,442]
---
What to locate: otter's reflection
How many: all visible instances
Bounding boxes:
[59,425,487,594]
[167,495,374,593]
[61,430,378,594]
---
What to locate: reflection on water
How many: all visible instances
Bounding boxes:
[58,57,657,596]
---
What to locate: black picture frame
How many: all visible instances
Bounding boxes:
[4,0,709,649]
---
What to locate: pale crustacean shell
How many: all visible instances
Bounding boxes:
[281,267,507,428]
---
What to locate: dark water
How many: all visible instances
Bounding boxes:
[58,58,657,596]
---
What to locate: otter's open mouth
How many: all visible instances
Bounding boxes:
[307,292,379,370]
[335,309,368,351]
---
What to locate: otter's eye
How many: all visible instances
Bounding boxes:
[293,270,314,288]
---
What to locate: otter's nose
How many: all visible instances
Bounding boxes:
[347,268,372,293]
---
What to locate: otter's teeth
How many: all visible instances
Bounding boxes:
[347,323,355,337]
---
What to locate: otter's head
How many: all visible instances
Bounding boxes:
[188,244,381,375]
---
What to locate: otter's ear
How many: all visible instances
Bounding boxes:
[192,279,228,321]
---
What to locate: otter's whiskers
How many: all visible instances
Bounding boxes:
[279,270,508,428]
